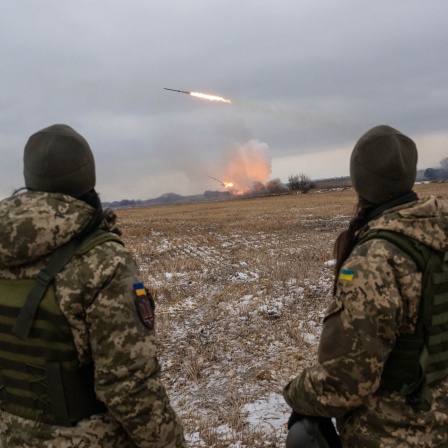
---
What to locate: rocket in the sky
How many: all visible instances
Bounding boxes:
[163,88,232,103]
[163,88,191,95]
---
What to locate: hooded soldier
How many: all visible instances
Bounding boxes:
[0,124,186,447]
[283,125,448,447]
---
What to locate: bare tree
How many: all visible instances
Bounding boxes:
[287,173,314,193]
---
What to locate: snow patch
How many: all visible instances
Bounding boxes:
[304,333,317,344]
[243,392,289,436]
[229,271,259,282]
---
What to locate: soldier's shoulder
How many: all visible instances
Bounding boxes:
[354,235,416,264]
[76,233,138,274]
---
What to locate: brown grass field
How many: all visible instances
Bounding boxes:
[116,183,448,447]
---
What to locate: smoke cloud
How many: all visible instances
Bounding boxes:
[218,140,271,190]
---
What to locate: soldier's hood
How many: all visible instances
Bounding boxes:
[367,196,448,252]
[0,191,98,267]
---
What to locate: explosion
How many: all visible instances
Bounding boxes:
[209,140,272,196]
[223,140,271,191]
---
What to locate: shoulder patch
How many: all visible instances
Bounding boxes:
[133,283,155,330]
[339,269,355,281]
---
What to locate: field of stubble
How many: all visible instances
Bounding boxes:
[116,183,448,447]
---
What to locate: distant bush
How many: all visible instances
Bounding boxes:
[424,168,448,181]
[287,173,314,193]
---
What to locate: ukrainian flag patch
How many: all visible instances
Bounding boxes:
[133,282,155,330]
[134,283,147,296]
[339,269,355,281]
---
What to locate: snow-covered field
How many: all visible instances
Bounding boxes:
[116,183,446,447]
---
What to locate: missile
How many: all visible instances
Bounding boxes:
[208,175,235,188]
[208,175,226,186]
[164,88,232,103]
[164,88,191,95]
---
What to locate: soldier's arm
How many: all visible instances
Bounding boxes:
[85,242,185,448]
[284,239,420,418]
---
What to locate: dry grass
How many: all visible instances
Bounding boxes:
[116,183,448,447]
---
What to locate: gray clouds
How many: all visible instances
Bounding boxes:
[1,1,448,200]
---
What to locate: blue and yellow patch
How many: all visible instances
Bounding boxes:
[134,282,147,296]
[339,269,355,281]
[133,282,155,330]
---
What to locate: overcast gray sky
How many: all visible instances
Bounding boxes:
[1,1,447,201]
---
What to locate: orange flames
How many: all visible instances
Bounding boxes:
[190,92,232,103]
[223,140,271,190]
[209,140,271,196]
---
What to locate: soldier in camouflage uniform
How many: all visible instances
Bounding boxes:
[0,124,186,447]
[283,125,448,447]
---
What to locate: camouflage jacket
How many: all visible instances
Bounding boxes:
[284,196,448,447]
[0,192,185,448]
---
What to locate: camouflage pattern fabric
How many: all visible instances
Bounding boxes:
[0,192,185,448]
[284,196,448,447]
